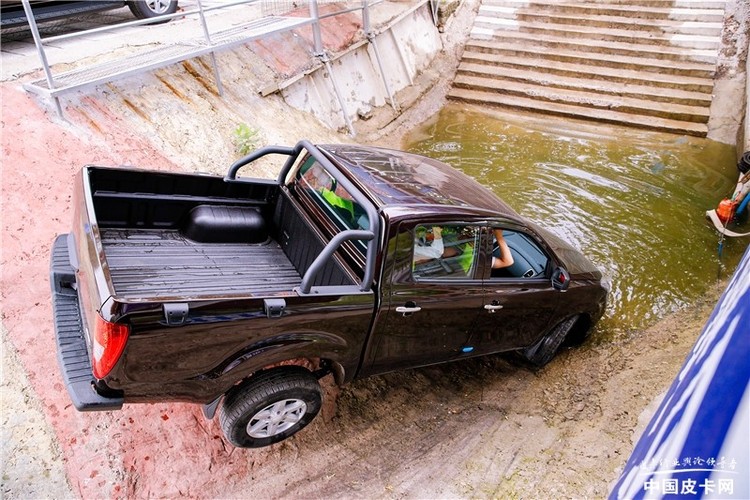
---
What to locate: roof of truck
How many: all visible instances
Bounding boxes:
[319,144,519,218]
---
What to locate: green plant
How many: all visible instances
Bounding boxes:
[233,123,260,156]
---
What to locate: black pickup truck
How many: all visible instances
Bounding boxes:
[50,140,607,448]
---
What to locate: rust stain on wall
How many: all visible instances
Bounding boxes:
[157,75,187,101]
[182,60,218,96]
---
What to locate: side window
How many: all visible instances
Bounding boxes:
[412,224,480,280]
[491,228,549,279]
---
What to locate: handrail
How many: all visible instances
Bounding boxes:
[21,0,372,121]
[227,139,380,294]
[298,230,374,294]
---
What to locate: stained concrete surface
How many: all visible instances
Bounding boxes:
[1,323,74,498]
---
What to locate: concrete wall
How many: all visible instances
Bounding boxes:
[708,0,749,146]
[276,0,748,146]
[281,2,441,133]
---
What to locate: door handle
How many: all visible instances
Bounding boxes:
[396,305,422,315]
[484,304,504,313]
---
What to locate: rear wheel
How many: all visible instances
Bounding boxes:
[127,0,178,22]
[220,367,322,448]
[522,315,579,367]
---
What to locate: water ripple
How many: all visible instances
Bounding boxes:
[404,105,743,338]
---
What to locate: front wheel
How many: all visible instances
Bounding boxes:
[127,0,178,22]
[220,367,322,448]
[522,315,579,368]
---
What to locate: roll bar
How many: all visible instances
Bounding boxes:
[224,145,297,181]
[224,140,380,294]
[297,230,374,294]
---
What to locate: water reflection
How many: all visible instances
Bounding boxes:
[403,104,745,338]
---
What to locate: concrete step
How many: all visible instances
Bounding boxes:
[447,87,709,136]
[455,63,713,107]
[452,73,710,123]
[475,8,724,36]
[464,40,716,78]
[453,0,724,137]
[484,0,730,8]
[472,30,717,64]
[471,18,721,48]
[537,0,728,7]
[480,0,727,22]
[458,51,715,92]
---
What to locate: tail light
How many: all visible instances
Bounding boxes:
[92,315,129,379]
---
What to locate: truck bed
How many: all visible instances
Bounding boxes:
[101,228,302,300]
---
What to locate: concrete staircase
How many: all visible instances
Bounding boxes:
[448,0,728,136]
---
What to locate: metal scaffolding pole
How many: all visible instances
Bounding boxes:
[367,35,399,112]
[309,0,354,136]
[390,28,414,86]
[319,53,356,137]
[21,0,63,117]
[363,0,399,111]
[196,0,224,96]
[309,0,324,56]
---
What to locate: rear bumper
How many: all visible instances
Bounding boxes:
[50,234,123,411]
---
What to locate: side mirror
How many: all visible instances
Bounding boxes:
[552,267,570,292]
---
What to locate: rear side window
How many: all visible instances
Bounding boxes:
[296,158,369,250]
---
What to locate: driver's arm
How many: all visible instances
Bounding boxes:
[492,229,514,269]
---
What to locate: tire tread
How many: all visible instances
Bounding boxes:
[220,367,321,448]
[523,315,579,367]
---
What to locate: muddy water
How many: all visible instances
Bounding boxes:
[403,104,745,338]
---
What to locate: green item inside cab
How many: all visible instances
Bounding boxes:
[321,187,355,219]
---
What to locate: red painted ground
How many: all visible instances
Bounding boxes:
[0,86,269,497]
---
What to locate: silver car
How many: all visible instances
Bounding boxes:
[0,0,178,28]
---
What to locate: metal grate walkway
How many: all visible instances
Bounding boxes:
[23,14,313,98]
[18,0,408,135]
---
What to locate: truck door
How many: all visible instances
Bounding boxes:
[472,227,560,355]
[363,222,488,376]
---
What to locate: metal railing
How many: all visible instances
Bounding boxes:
[20,0,371,127]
